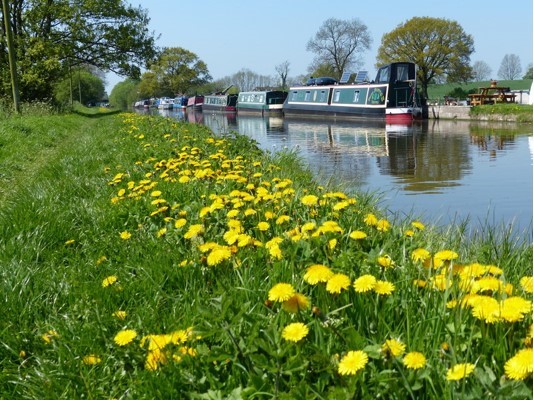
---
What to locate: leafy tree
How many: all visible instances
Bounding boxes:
[523,64,533,79]
[306,18,371,79]
[376,17,474,99]
[498,54,522,80]
[149,47,211,96]
[53,68,105,106]
[472,61,492,81]
[0,0,157,102]
[109,78,139,109]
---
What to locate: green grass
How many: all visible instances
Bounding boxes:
[0,111,531,399]
[427,79,533,100]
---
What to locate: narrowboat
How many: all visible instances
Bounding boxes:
[203,93,238,112]
[187,95,204,110]
[237,90,288,115]
[203,85,238,112]
[283,62,423,123]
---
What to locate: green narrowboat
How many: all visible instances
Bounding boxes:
[237,90,288,115]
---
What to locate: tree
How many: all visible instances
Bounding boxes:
[109,78,139,109]
[0,0,157,102]
[149,47,211,95]
[275,61,290,89]
[523,64,533,79]
[498,54,522,80]
[376,17,474,99]
[306,18,371,79]
[53,68,105,106]
[472,61,492,81]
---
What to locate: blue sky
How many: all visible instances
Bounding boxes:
[107,0,533,92]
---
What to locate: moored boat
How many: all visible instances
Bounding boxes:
[283,62,423,121]
[187,95,204,110]
[157,97,174,110]
[237,90,288,115]
[203,93,238,112]
[203,85,238,112]
[173,96,188,109]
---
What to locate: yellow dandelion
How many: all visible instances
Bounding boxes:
[434,250,459,261]
[174,218,187,229]
[282,293,310,313]
[403,352,426,370]
[326,274,351,294]
[42,329,59,344]
[95,255,107,265]
[349,230,367,240]
[519,276,533,293]
[112,310,127,320]
[446,363,475,381]
[382,338,406,357]
[276,215,290,225]
[376,219,390,232]
[405,229,415,237]
[338,350,368,375]
[281,322,309,343]
[377,255,395,268]
[301,194,319,206]
[301,222,316,232]
[102,275,118,288]
[82,354,102,365]
[120,231,131,240]
[353,274,377,293]
[374,280,395,296]
[65,239,75,246]
[145,348,167,371]
[206,246,232,266]
[504,348,533,380]
[257,221,270,231]
[268,283,295,302]
[411,248,431,262]
[363,213,378,226]
[303,264,334,285]
[411,221,425,230]
[184,224,204,239]
[113,329,137,346]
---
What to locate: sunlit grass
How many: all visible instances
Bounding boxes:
[0,112,531,398]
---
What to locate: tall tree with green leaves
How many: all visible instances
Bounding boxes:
[376,17,474,99]
[307,18,371,79]
[0,0,157,102]
[148,47,211,96]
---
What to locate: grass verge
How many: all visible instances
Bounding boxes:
[0,111,531,399]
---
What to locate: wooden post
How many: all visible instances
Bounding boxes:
[2,0,20,113]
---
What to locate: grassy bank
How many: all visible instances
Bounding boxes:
[0,111,532,399]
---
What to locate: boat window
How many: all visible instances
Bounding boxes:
[396,65,409,81]
[353,91,360,103]
[259,95,264,102]
[333,90,340,102]
[319,91,327,102]
[377,66,390,83]
[304,91,311,101]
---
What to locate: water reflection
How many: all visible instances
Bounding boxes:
[138,108,532,237]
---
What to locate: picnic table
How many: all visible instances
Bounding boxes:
[468,86,516,106]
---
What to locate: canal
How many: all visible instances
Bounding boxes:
[144,108,533,241]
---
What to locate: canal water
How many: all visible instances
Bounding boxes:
[144,108,533,240]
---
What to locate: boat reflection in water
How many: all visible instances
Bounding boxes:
[136,108,532,237]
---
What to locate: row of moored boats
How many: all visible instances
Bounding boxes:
[133,62,425,123]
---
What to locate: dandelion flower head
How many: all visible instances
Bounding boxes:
[268,283,295,302]
[504,348,533,380]
[303,264,334,285]
[403,352,426,370]
[281,322,309,343]
[446,363,475,381]
[338,350,368,375]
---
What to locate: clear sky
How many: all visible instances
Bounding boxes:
[106,0,533,92]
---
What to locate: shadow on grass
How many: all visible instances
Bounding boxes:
[71,108,124,118]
